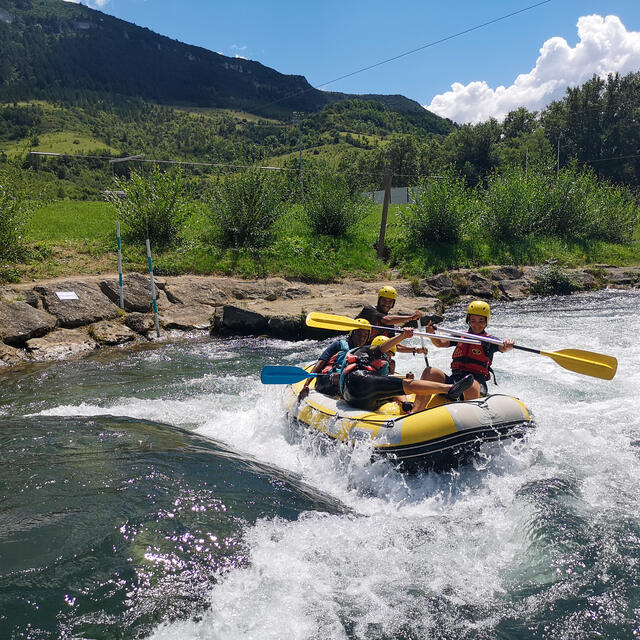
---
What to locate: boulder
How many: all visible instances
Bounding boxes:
[125,313,157,334]
[89,320,137,345]
[211,305,268,336]
[26,327,98,360]
[490,266,523,281]
[497,280,531,300]
[449,270,494,298]
[268,315,303,339]
[34,281,120,328]
[418,274,458,299]
[162,277,229,306]
[99,272,161,313]
[0,342,29,367]
[0,300,56,346]
[161,304,215,331]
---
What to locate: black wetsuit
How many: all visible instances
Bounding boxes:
[341,345,404,411]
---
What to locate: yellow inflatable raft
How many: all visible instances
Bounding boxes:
[284,368,534,471]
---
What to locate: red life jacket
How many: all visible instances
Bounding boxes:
[341,349,389,377]
[451,336,494,380]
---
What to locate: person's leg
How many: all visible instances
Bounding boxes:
[410,366,448,412]
[402,375,473,404]
[463,380,482,400]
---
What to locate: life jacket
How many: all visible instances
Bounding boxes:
[320,339,350,374]
[451,335,495,380]
[338,346,390,394]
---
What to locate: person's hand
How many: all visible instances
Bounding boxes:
[425,321,436,334]
[502,339,515,352]
[405,371,415,380]
[298,385,310,401]
[417,346,428,354]
[411,310,423,322]
[402,327,414,339]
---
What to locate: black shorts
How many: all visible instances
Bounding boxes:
[445,371,488,396]
[342,369,405,411]
[314,373,339,396]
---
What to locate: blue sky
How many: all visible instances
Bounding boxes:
[65,0,640,124]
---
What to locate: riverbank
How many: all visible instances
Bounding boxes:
[1,264,639,368]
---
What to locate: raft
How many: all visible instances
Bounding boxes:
[284,367,534,471]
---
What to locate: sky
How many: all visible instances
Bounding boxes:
[63,0,640,124]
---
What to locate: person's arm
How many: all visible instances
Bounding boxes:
[379,310,423,326]
[378,327,413,353]
[395,344,428,354]
[425,320,451,348]
[298,358,326,400]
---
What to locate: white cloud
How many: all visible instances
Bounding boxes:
[426,14,640,124]
[63,0,111,7]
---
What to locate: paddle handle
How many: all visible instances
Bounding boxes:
[513,345,540,355]
[371,324,481,344]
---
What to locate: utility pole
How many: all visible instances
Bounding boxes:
[377,167,393,261]
[292,112,304,200]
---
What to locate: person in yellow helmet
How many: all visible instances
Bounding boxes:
[355,285,428,357]
[338,328,474,412]
[410,300,514,411]
[298,318,371,400]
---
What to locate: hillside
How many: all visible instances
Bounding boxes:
[0,0,450,129]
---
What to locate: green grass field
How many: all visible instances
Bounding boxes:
[8,198,639,284]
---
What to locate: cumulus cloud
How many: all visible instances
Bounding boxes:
[63,0,111,7]
[427,14,640,124]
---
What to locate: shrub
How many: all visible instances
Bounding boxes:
[0,162,34,261]
[530,261,580,296]
[107,165,191,246]
[482,167,549,241]
[400,169,473,247]
[303,173,367,237]
[208,168,286,249]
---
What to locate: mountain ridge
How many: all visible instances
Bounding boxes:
[0,0,448,127]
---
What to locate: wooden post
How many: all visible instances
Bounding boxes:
[377,168,393,260]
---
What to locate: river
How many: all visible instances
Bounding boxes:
[1,289,638,639]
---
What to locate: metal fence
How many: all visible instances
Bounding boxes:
[364,186,419,205]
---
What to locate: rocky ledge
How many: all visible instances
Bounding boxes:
[0,264,638,368]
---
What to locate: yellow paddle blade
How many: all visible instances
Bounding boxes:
[305,312,370,332]
[540,348,618,380]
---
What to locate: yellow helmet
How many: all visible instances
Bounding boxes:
[349,318,371,336]
[466,300,490,325]
[377,286,397,301]
[371,335,396,354]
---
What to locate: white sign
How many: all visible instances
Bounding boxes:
[55,291,79,300]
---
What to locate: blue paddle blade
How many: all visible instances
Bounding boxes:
[260,366,317,385]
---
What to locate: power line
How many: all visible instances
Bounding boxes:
[260,0,554,111]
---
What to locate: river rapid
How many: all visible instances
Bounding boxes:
[0,289,639,639]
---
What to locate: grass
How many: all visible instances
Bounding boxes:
[6,199,640,284]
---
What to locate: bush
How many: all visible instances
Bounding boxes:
[482,167,549,241]
[530,261,580,296]
[107,165,191,246]
[0,162,34,261]
[400,169,473,247]
[208,168,287,249]
[303,173,367,237]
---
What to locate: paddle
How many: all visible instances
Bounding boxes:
[435,326,617,380]
[418,314,429,367]
[261,365,317,385]
[305,312,482,345]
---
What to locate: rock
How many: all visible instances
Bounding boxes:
[449,270,494,298]
[34,281,120,328]
[161,304,214,330]
[26,327,98,360]
[89,320,137,345]
[125,313,156,334]
[0,342,29,367]
[211,305,268,336]
[413,297,445,323]
[162,276,229,306]
[602,267,640,287]
[0,300,57,346]
[418,274,458,299]
[490,266,523,281]
[268,315,303,339]
[99,272,160,312]
[567,270,596,290]
[497,280,531,300]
